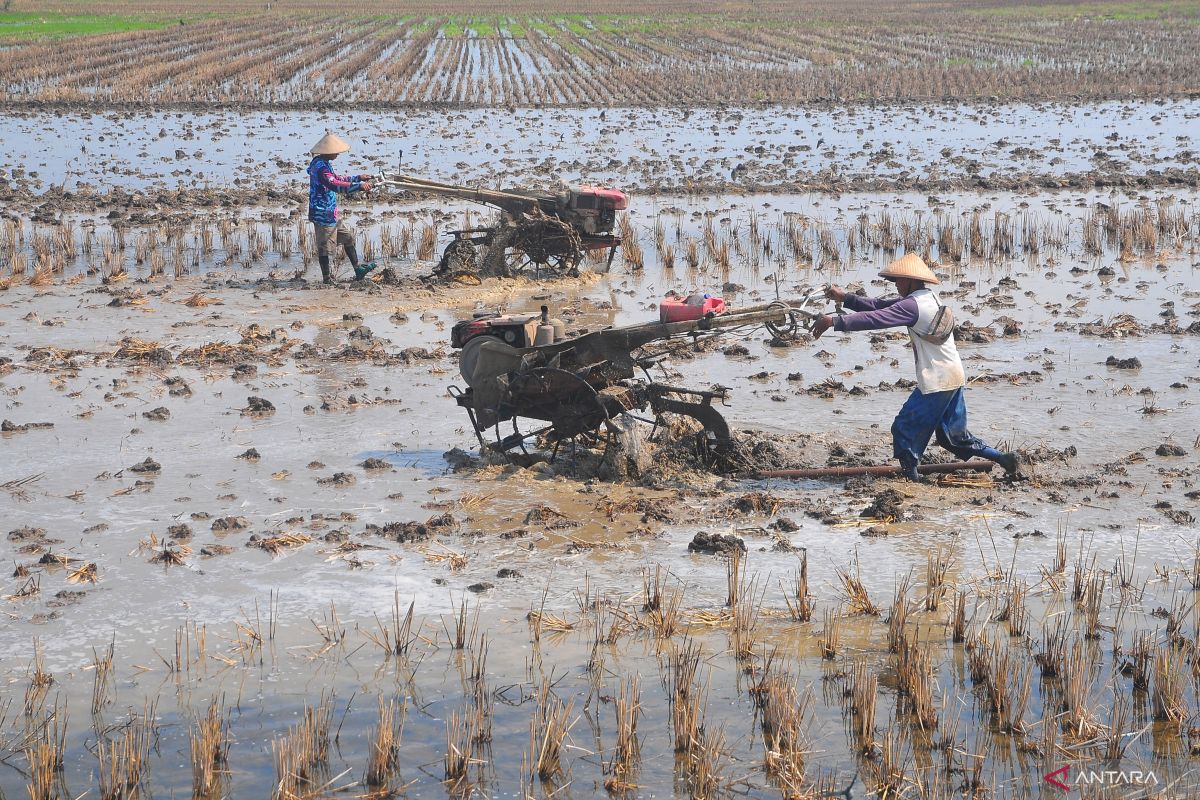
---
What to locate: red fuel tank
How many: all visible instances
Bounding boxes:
[659,294,726,323]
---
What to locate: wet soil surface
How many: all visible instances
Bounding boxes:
[3,100,1200,208]
[1,179,1198,795]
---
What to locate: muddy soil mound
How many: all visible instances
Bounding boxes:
[860,488,906,522]
[687,531,746,555]
[451,423,818,487]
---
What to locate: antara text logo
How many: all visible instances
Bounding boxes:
[1043,764,1159,791]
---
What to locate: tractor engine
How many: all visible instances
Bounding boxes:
[558,185,628,235]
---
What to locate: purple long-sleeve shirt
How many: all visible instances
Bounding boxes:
[832,293,919,332]
[307,156,363,226]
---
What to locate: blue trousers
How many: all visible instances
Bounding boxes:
[891,387,1002,469]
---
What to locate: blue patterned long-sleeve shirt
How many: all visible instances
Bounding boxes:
[307,156,362,226]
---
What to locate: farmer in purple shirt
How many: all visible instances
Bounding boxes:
[811,253,1019,482]
[307,131,377,284]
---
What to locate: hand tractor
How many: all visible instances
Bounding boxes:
[375,173,628,278]
[448,292,826,468]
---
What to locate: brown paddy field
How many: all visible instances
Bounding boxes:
[2,2,1200,798]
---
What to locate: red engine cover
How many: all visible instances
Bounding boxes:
[577,185,629,210]
[451,318,492,348]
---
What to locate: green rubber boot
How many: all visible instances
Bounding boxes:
[353,261,378,281]
[996,451,1020,477]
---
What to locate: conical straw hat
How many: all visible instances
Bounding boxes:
[878,253,939,285]
[310,131,350,155]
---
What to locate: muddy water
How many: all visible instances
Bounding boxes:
[1,187,1198,797]
[3,99,1199,193]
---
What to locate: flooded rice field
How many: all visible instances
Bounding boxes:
[2,128,1200,796]
[2,99,1200,199]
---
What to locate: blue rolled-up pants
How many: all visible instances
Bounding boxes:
[891,387,1002,468]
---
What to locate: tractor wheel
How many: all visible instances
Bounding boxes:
[545,251,582,276]
[494,367,609,460]
[436,238,478,274]
[504,248,534,275]
[509,210,583,276]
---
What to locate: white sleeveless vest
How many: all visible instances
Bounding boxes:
[908,289,966,394]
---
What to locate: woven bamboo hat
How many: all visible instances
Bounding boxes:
[310,131,351,156]
[879,253,939,285]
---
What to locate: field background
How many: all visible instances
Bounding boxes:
[1,0,1198,106]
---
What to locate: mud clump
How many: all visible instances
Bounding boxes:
[1105,355,1142,369]
[825,443,873,470]
[770,535,798,552]
[232,364,258,381]
[688,531,746,555]
[9,526,47,541]
[114,337,173,365]
[955,324,994,344]
[128,457,161,474]
[237,448,261,461]
[635,497,675,523]
[1023,445,1077,464]
[9,526,59,547]
[165,376,192,397]
[48,589,87,607]
[500,528,530,539]
[367,513,456,543]
[2,419,54,432]
[524,504,579,529]
[398,347,440,363]
[211,516,249,533]
[243,396,275,416]
[360,457,391,470]
[729,492,786,515]
[742,438,789,471]
[167,523,193,540]
[861,488,905,521]
[806,379,846,399]
[467,581,494,593]
[1156,503,1195,525]
[141,407,170,422]
[1156,443,1188,457]
[317,472,355,487]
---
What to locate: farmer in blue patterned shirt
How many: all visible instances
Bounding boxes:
[307,131,377,284]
